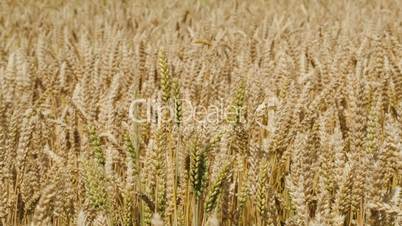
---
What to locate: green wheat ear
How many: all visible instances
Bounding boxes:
[205,161,231,213]
[172,79,182,127]
[88,126,105,166]
[124,133,138,176]
[190,138,208,199]
[82,159,107,210]
[159,49,171,104]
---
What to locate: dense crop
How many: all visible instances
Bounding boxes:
[0,0,401,225]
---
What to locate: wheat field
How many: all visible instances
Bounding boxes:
[0,0,401,225]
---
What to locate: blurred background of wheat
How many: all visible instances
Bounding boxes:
[0,0,401,225]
